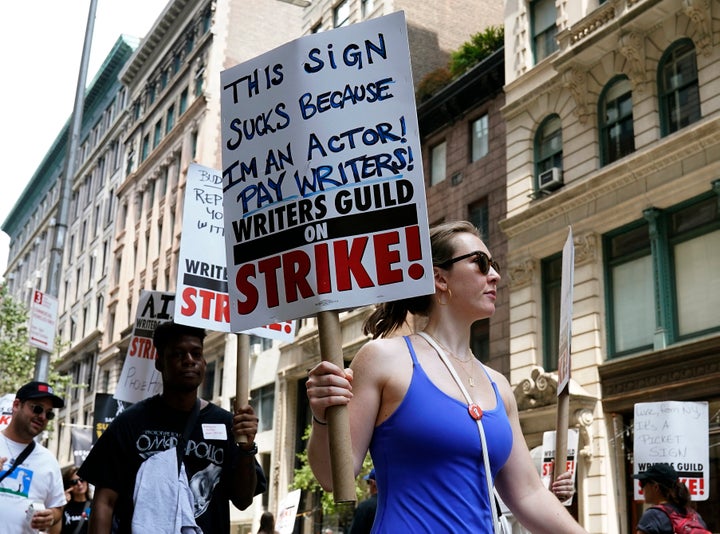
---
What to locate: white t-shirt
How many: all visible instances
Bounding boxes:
[0,435,65,534]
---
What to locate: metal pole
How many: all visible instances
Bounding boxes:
[35,0,98,381]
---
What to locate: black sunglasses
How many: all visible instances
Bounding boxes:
[436,251,500,275]
[28,403,55,420]
[639,479,654,488]
[70,478,84,486]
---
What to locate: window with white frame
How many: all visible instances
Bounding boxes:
[471,114,489,162]
[430,141,447,185]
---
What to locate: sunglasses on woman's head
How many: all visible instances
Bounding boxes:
[436,250,500,275]
[28,403,55,420]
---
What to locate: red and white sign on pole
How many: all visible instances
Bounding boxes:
[220,11,434,332]
[28,289,59,352]
[175,162,295,341]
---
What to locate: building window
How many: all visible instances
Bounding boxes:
[534,114,563,187]
[141,134,150,161]
[153,120,162,148]
[430,141,447,186]
[160,69,168,91]
[148,83,156,105]
[658,39,700,136]
[599,76,635,166]
[166,104,175,134]
[471,114,489,162]
[203,7,212,33]
[194,64,205,96]
[179,87,189,114]
[334,0,351,27]
[202,361,216,399]
[531,0,558,63]
[471,320,490,364]
[603,189,720,357]
[361,0,375,18]
[541,254,562,371]
[468,200,489,241]
[250,384,275,432]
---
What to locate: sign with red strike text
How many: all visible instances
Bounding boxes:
[220,11,433,331]
[541,429,579,506]
[633,401,709,501]
[28,289,59,352]
[175,163,295,341]
[114,290,175,403]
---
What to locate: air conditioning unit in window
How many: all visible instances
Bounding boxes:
[538,167,563,193]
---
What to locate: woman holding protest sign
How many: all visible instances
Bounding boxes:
[306,220,586,533]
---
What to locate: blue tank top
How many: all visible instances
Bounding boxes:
[368,336,513,533]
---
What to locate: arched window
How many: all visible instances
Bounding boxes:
[599,76,635,166]
[658,39,700,136]
[534,114,563,192]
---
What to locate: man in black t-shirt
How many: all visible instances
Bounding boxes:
[79,322,266,533]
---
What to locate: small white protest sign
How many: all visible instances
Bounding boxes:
[114,290,175,403]
[633,401,709,501]
[175,162,295,341]
[541,428,579,505]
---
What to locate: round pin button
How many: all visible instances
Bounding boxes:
[468,404,483,420]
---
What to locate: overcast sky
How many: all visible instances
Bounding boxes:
[0,0,169,276]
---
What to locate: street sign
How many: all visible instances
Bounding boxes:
[28,290,59,352]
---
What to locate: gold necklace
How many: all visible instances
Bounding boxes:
[423,332,478,386]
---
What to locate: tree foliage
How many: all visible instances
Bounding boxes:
[0,284,36,395]
[449,25,505,78]
[291,425,374,520]
[0,284,71,401]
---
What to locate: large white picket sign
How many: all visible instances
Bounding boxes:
[220,11,433,331]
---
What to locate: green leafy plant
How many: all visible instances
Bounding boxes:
[291,425,375,520]
[449,25,504,78]
[0,284,72,402]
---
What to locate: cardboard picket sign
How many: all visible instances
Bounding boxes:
[114,290,174,404]
[633,401,709,501]
[175,163,296,341]
[220,11,433,502]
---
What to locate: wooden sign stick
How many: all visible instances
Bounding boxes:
[234,332,250,444]
[317,310,356,503]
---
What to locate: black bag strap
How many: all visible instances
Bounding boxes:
[70,500,89,534]
[0,440,36,484]
[176,399,201,474]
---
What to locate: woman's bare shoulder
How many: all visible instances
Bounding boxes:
[352,336,412,371]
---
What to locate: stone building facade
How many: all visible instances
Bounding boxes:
[502,0,720,532]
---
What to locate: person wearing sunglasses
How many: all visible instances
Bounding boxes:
[61,466,92,534]
[0,381,66,533]
[306,221,587,533]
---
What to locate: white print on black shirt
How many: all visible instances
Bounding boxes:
[135,432,225,464]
